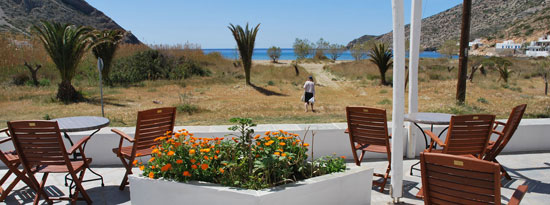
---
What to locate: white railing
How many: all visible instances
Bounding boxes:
[1,118,549,167]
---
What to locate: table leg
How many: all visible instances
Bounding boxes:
[64,129,105,187]
[409,125,449,176]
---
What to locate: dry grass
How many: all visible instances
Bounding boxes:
[1,32,549,126]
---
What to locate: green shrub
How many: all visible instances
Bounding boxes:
[477,97,488,104]
[176,103,199,115]
[12,73,30,86]
[267,80,275,86]
[377,98,391,105]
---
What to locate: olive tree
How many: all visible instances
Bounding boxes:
[267,46,281,63]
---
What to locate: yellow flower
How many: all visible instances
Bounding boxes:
[189,149,196,155]
[277,136,284,140]
[272,132,279,135]
[279,142,286,146]
[274,152,280,156]
[303,143,310,147]
[139,165,144,171]
[148,172,154,179]
[281,153,287,157]
[151,149,159,154]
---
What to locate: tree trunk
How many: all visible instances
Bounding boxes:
[545,73,548,96]
[456,0,472,105]
[24,62,41,86]
[380,70,387,85]
[244,64,251,85]
[57,80,81,103]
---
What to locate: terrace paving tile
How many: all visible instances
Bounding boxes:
[1,152,548,204]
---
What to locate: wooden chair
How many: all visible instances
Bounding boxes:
[112,107,176,190]
[420,152,528,205]
[484,104,527,180]
[424,114,495,158]
[0,128,34,202]
[7,121,92,205]
[345,106,391,192]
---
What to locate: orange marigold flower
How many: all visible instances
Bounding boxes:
[149,172,154,179]
[264,140,275,146]
[200,148,211,153]
[183,171,191,177]
[264,136,271,141]
[151,149,159,154]
[292,141,296,145]
[174,142,181,147]
[204,156,209,160]
[303,143,310,147]
[139,165,144,171]
[214,155,218,159]
[281,153,287,157]
[151,165,156,169]
[161,164,172,172]
[132,160,138,165]
[201,163,209,170]
[277,136,284,140]
[264,131,270,135]
[256,142,261,146]
[167,151,175,156]
[191,164,198,169]
[277,148,283,152]
[136,153,142,157]
[341,156,346,159]
[272,132,279,135]
[176,159,184,164]
[190,159,196,164]
[255,154,260,158]
[189,149,196,155]
[254,134,260,139]
[279,142,286,146]
[215,150,220,154]
[149,157,155,162]
[274,152,280,156]
[165,131,172,135]
[219,168,225,174]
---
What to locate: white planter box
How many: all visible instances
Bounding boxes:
[129,165,373,205]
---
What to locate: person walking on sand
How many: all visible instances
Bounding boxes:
[303,76,315,112]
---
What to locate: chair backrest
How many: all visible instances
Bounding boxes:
[7,121,71,168]
[134,107,177,151]
[345,107,390,147]
[420,152,502,205]
[443,114,495,157]
[485,104,527,161]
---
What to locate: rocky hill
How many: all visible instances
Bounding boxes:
[0,0,140,44]
[348,0,550,50]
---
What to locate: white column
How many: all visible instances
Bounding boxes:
[391,0,405,201]
[407,0,422,158]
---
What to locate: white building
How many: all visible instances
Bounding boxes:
[526,34,550,57]
[495,40,522,50]
[468,38,483,48]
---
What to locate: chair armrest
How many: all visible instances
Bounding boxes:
[424,130,445,147]
[0,128,9,137]
[493,121,506,129]
[68,136,91,154]
[509,185,528,205]
[344,128,349,133]
[112,129,134,142]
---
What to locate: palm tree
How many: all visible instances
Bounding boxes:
[368,43,393,85]
[228,23,260,85]
[91,29,125,85]
[33,21,92,102]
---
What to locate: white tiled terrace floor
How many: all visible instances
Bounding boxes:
[1,151,549,204]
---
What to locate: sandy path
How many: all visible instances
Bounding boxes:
[255,60,342,88]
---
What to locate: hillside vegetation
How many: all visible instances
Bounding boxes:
[349,0,550,49]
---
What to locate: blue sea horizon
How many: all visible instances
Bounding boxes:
[202,48,457,60]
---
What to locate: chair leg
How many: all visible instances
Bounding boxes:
[0,169,15,202]
[378,162,391,192]
[118,156,133,190]
[358,150,366,163]
[33,173,53,205]
[494,159,512,180]
[70,169,92,204]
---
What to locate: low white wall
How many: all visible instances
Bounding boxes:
[0,118,549,167]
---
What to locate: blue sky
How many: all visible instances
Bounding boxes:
[86,0,462,48]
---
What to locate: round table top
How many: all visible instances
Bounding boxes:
[404,112,453,125]
[53,116,110,132]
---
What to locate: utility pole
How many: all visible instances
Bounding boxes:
[456,0,472,104]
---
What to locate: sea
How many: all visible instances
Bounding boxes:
[202,48,457,60]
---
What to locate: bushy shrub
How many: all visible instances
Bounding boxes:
[139,118,346,190]
[110,50,211,85]
[12,73,30,86]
